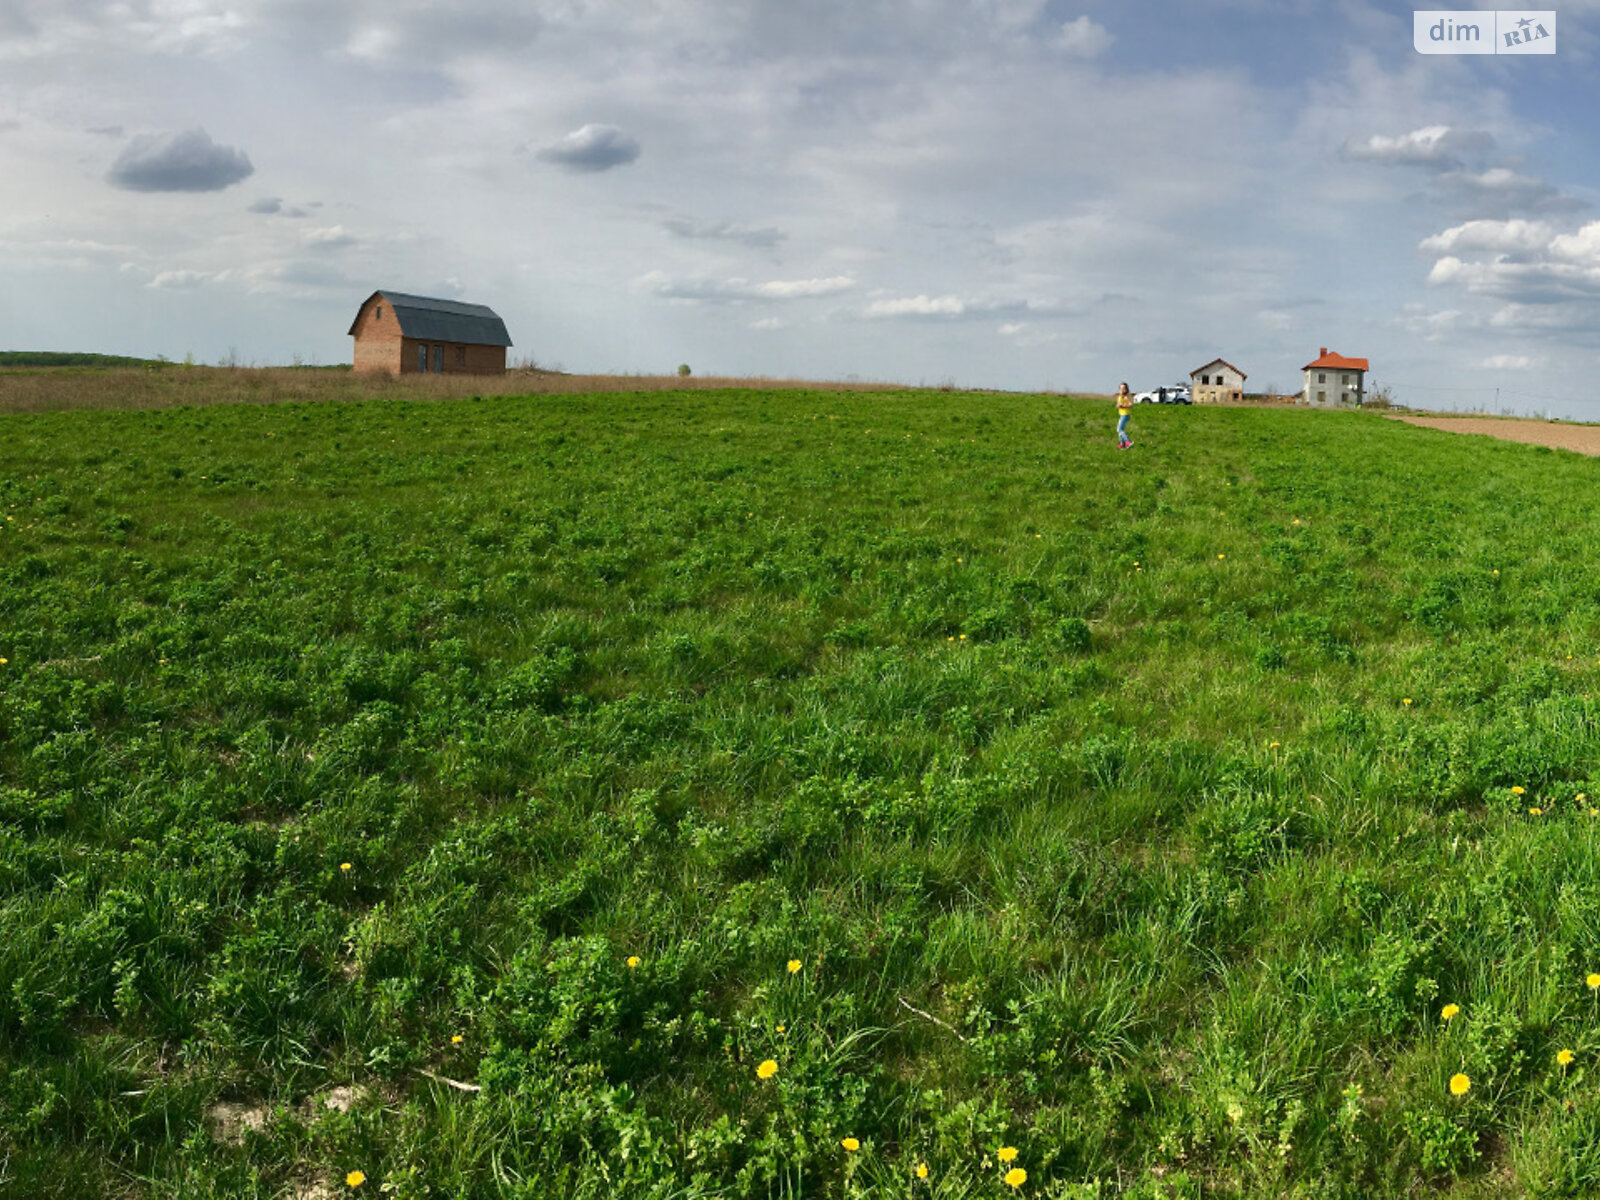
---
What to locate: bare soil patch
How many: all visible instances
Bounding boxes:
[1389,413,1600,456]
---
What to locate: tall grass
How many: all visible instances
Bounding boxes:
[2,388,1599,1197]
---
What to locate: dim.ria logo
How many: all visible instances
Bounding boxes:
[1414,10,1556,53]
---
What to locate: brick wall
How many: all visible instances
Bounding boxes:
[351,296,405,373]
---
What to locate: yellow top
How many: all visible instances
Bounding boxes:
[1117,398,1132,415]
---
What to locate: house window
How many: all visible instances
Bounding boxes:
[375,305,383,321]
[1344,373,1353,386]
[1201,375,1210,385]
[1317,390,1326,402]
[432,345,443,373]
[417,344,427,373]
[1318,372,1326,383]
[456,345,466,367]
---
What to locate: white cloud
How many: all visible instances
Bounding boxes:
[1056,15,1113,57]
[865,294,968,317]
[148,269,212,289]
[642,272,854,302]
[1419,219,1557,256]
[1340,125,1495,170]
[1480,354,1532,369]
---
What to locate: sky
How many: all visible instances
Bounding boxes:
[1,0,1598,415]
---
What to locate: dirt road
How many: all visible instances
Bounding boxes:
[1389,414,1600,456]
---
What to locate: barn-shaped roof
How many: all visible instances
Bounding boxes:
[350,291,513,347]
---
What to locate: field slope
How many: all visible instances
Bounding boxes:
[4,388,1600,1198]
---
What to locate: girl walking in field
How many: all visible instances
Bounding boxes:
[1116,382,1134,449]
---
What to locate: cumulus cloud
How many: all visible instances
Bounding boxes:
[643,272,854,301]
[1423,219,1600,304]
[866,294,968,317]
[1480,354,1532,369]
[106,128,254,192]
[1420,219,1557,256]
[1431,167,1584,218]
[1056,15,1113,57]
[535,124,640,172]
[862,293,1055,320]
[662,217,786,249]
[147,269,211,289]
[304,225,357,249]
[1340,125,1495,171]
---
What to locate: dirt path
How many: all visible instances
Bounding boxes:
[1389,413,1600,456]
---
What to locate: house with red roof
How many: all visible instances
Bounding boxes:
[1302,347,1369,407]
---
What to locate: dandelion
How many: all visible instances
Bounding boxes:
[776,1023,786,1033]
[1269,741,1281,749]
[1450,1073,1471,1096]
[1442,1003,1460,1021]
[340,862,352,872]
[626,956,641,969]
[1004,1167,1027,1188]
[757,1059,778,1080]
[1292,518,1302,525]
[1558,1049,1575,1066]
[915,1162,930,1179]
[1403,698,1412,706]
[998,1146,1018,1162]
[346,1171,366,1188]
[1217,553,1226,560]
[958,634,966,641]
[787,959,802,974]
[451,1034,463,1044]
[1531,807,1544,816]
[1588,973,1600,990]
[1512,786,1526,795]
[1579,794,1588,803]
[841,1137,859,1152]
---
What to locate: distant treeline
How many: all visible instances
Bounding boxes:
[0,352,352,370]
[0,351,160,368]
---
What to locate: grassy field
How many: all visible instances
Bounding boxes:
[4,380,1600,1198]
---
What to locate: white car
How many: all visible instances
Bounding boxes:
[1135,385,1191,405]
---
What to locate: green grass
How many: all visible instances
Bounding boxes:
[4,388,1600,1197]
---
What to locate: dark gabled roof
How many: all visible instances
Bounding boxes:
[349,290,513,347]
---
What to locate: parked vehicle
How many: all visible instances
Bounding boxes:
[1135,385,1192,405]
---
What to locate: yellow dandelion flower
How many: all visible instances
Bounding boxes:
[958,633,966,640]
[1450,1073,1471,1096]
[1587,973,1600,990]
[1269,741,1281,749]
[1558,1049,1575,1066]
[787,959,802,974]
[915,1162,929,1180]
[1512,786,1526,795]
[776,1023,786,1033]
[841,1137,859,1152]
[1402,698,1412,706]
[1578,794,1588,802]
[998,1146,1018,1162]
[1217,553,1225,560]
[451,1034,463,1044]
[756,1058,778,1079]
[626,955,640,968]
[1004,1167,1027,1188]
[346,1171,366,1188]
[339,862,352,872]
[1442,1004,1460,1021]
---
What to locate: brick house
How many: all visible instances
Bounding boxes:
[1302,347,1368,407]
[349,290,513,375]
[1189,357,1246,404]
